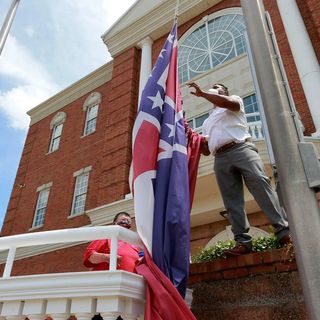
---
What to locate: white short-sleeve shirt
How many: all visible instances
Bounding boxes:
[202,95,251,154]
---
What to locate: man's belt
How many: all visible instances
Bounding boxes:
[215,138,252,154]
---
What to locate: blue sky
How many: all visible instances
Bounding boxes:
[0,0,136,229]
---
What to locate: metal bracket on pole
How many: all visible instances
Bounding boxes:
[298,142,320,189]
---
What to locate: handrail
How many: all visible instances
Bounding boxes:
[0,226,144,278]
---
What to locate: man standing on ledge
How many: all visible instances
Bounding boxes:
[188,82,291,256]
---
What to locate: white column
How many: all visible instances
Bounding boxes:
[277,0,320,136]
[137,36,153,106]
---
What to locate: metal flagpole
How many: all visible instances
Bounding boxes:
[174,0,180,21]
[241,0,320,319]
[0,0,21,56]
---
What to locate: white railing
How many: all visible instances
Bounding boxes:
[247,121,264,140]
[0,226,145,320]
[0,226,143,278]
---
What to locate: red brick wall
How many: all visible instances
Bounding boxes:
[190,211,271,255]
[1,47,140,237]
[297,0,320,62]
[263,0,315,135]
[190,249,307,319]
[0,243,88,277]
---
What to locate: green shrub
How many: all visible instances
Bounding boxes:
[191,234,281,263]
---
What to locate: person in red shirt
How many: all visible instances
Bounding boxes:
[83,212,139,272]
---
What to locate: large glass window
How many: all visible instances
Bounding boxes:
[178,14,247,83]
[243,94,263,139]
[187,93,263,138]
[32,189,50,228]
[71,173,89,216]
[187,112,209,133]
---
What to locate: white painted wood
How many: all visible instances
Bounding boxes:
[0,301,22,316]
[96,297,125,314]
[3,246,16,278]
[26,315,44,320]
[46,298,69,314]
[0,226,143,278]
[49,314,67,320]
[70,298,94,314]
[73,312,92,320]
[23,299,45,315]
[109,237,118,271]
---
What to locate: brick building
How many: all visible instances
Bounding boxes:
[0,0,320,318]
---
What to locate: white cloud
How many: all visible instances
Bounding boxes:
[25,26,35,37]
[0,0,136,131]
[0,35,60,130]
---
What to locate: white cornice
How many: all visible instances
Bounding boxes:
[27,62,113,126]
[86,197,134,226]
[102,0,222,57]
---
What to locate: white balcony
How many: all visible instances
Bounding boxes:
[0,226,145,320]
[0,226,194,320]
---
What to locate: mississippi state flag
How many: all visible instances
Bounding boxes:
[132,22,191,298]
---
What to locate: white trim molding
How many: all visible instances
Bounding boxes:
[27,63,113,126]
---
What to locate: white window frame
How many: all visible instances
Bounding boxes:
[31,182,52,229]
[82,92,101,137]
[187,112,210,133]
[69,166,92,217]
[49,122,63,152]
[84,104,99,135]
[178,8,246,83]
[48,112,66,153]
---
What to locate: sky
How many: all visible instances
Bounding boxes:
[0,0,136,228]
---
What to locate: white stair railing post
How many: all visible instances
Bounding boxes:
[109,236,118,271]
[3,246,16,278]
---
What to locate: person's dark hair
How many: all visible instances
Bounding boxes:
[113,212,131,223]
[214,83,229,94]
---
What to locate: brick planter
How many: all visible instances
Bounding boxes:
[189,248,308,320]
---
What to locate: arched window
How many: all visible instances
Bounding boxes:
[178,12,247,83]
[48,112,66,153]
[82,92,101,136]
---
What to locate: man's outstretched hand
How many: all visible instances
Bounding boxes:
[188,82,203,97]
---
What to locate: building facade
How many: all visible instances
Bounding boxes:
[1,0,320,278]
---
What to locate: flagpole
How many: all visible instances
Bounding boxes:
[174,0,180,21]
[0,0,21,56]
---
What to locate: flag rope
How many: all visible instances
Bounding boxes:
[174,0,180,21]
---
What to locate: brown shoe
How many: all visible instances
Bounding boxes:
[224,243,252,257]
[279,234,293,247]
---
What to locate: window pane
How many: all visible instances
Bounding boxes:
[71,173,89,215]
[51,137,60,152]
[84,105,98,135]
[85,118,97,135]
[187,120,194,129]
[195,113,209,128]
[53,123,63,138]
[49,123,63,152]
[178,14,247,83]
[33,189,49,227]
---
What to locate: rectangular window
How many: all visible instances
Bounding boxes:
[49,123,63,152]
[32,189,50,228]
[71,173,89,216]
[187,112,209,133]
[243,93,264,139]
[243,94,261,123]
[84,105,98,135]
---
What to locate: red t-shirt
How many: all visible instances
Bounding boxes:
[83,239,139,272]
